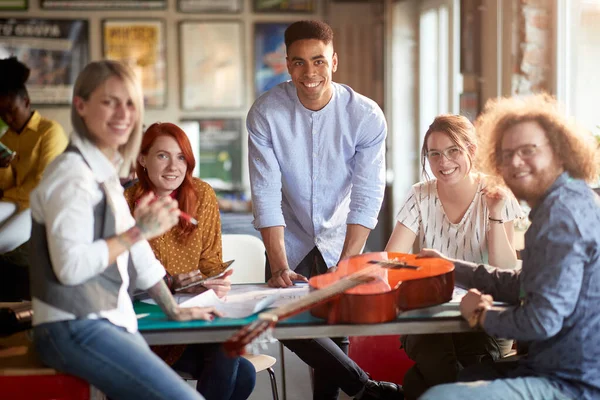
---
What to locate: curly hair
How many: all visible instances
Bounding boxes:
[421,114,477,180]
[475,93,599,183]
[284,20,334,52]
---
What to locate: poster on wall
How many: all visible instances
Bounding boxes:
[41,0,165,9]
[0,0,28,10]
[254,22,290,98]
[181,118,243,190]
[0,18,89,105]
[180,21,244,110]
[102,19,166,108]
[253,0,313,13]
[178,0,241,13]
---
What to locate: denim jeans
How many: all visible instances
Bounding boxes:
[419,377,573,400]
[172,343,256,400]
[266,247,370,400]
[33,319,204,400]
[419,361,574,400]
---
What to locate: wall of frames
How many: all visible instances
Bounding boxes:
[0,0,324,190]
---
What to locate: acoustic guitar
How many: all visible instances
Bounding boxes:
[223,251,454,356]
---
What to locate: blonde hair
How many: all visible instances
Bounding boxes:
[71,60,144,176]
[475,93,599,183]
[421,114,477,180]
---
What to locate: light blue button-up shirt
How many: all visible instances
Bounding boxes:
[247,81,387,269]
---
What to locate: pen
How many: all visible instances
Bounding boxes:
[179,211,198,225]
[138,195,198,225]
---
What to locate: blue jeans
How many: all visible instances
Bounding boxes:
[172,343,256,400]
[33,319,204,400]
[419,362,574,400]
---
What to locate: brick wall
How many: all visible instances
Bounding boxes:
[511,0,553,94]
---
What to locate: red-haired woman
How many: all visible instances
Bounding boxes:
[124,122,255,400]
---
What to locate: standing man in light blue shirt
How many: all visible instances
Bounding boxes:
[247,20,402,400]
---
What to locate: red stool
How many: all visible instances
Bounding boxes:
[0,336,91,400]
[0,370,90,400]
[349,335,414,384]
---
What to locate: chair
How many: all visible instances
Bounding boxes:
[0,331,91,400]
[221,234,280,400]
[222,234,266,284]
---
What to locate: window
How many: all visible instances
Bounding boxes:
[556,0,600,134]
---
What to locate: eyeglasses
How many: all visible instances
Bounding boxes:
[426,146,463,162]
[500,142,549,166]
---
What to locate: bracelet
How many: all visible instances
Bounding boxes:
[488,217,504,224]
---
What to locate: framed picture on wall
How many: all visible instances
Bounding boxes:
[177,0,241,13]
[253,0,314,13]
[41,0,165,10]
[179,21,244,110]
[0,18,89,105]
[180,118,243,190]
[102,19,167,108]
[0,0,28,10]
[254,22,290,98]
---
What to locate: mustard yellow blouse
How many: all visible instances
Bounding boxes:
[124,177,227,279]
[125,178,227,365]
[0,111,68,210]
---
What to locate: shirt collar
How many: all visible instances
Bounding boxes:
[291,81,337,116]
[20,110,41,134]
[70,133,123,184]
[528,171,571,221]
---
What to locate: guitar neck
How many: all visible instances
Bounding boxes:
[259,273,373,323]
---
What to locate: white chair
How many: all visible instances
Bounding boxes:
[222,234,266,284]
[221,234,280,400]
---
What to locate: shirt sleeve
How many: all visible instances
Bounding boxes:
[129,239,166,291]
[346,108,387,229]
[3,122,68,209]
[454,260,521,303]
[502,195,525,222]
[247,106,286,229]
[483,208,586,341]
[395,186,421,235]
[38,161,110,286]
[196,181,226,277]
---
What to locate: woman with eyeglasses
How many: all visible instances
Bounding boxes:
[384,114,523,400]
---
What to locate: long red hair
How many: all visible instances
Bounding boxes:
[134,122,198,240]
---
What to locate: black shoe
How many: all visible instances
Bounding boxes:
[356,379,404,400]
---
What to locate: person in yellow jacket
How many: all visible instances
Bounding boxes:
[0,57,67,253]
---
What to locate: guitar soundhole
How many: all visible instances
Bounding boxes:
[367,260,419,270]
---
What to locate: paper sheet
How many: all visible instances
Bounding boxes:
[141,283,310,319]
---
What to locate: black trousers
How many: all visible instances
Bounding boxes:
[266,247,370,400]
[400,333,513,400]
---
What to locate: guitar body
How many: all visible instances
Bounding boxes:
[223,252,455,356]
[309,252,455,324]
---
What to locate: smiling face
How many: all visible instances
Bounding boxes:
[426,131,473,186]
[74,76,136,155]
[287,38,338,111]
[500,121,564,207]
[139,135,188,197]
